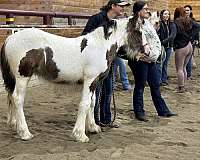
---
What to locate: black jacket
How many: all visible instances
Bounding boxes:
[82,10,109,35]
[157,21,176,48]
[191,18,200,44]
[174,20,200,49]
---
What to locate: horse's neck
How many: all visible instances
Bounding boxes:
[87,27,106,42]
[111,19,128,46]
[85,19,128,48]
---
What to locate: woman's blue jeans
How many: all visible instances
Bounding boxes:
[128,60,171,116]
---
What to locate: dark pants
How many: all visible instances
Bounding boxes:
[94,72,113,124]
[128,60,171,116]
[186,55,192,78]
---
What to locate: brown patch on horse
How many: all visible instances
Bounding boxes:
[0,43,16,94]
[80,38,88,52]
[19,47,60,80]
[106,43,118,68]
[89,43,118,92]
[19,48,44,77]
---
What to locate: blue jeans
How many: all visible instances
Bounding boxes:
[128,60,171,116]
[114,57,130,89]
[94,72,113,124]
[156,63,162,85]
[162,47,173,83]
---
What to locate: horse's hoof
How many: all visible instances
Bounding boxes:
[88,124,101,133]
[77,135,89,143]
[20,131,34,141]
[72,129,89,143]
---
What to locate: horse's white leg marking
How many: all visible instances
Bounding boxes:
[72,78,95,142]
[7,94,17,127]
[85,93,101,133]
[12,77,33,140]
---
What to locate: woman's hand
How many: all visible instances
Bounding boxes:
[143,44,150,56]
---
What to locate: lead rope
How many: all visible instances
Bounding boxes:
[95,62,117,126]
[111,62,117,125]
[94,81,103,125]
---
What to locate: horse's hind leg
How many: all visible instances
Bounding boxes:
[11,77,33,140]
[85,92,101,133]
[7,93,16,126]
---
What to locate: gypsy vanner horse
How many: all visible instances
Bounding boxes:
[0,17,143,142]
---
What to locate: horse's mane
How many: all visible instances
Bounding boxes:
[126,16,143,59]
[85,19,117,41]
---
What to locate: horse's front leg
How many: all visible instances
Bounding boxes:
[85,92,101,133]
[72,78,94,142]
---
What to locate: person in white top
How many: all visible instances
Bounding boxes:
[127,1,177,121]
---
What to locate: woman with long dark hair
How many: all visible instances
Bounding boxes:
[157,9,176,85]
[184,5,199,79]
[128,1,176,121]
[173,7,200,92]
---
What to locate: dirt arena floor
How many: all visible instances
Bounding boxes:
[0,50,200,160]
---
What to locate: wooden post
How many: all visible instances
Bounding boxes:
[6,14,14,24]
[68,16,72,25]
[43,15,53,25]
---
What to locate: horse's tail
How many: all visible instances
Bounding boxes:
[0,42,16,99]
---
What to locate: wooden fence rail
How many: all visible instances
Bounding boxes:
[0,9,91,25]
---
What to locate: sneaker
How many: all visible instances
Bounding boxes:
[107,123,120,128]
[98,122,119,128]
[177,86,186,93]
[123,85,133,91]
[135,114,148,122]
[159,112,177,117]
[161,81,169,86]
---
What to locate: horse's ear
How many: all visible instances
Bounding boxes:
[103,19,117,40]
[106,19,117,31]
[157,11,160,17]
[110,19,117,29]
[148,12,152,17]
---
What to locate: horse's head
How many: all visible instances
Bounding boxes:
[148,11,160,29]
[100,17,143,60]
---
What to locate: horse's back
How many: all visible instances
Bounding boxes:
[5,28,82,55]
[3,28,86,81]
[6,28,62,53]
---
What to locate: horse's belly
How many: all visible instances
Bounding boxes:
[52,68,83,82]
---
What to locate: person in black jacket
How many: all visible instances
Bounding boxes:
[184,5,199,79]
[173,7,200,92]
[157,9,176,86]
[82,0,130,127]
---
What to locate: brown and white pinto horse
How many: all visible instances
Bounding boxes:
[0,17,143,142]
